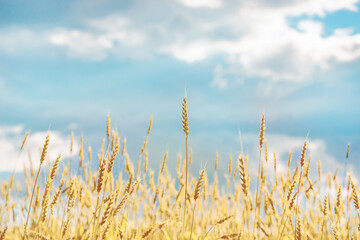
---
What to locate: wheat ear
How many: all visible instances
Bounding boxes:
[0,227,8,240]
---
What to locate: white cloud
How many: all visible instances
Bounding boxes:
[161,0,360,87]
[164,19,360,84]
[0,27,49,55]
[1,0,360,87]
[160,40,216,63]
[0,16,145,60]
[262,0,358,17]
[179,0,222,8]
[49,15,145,60]
[0,125,79,172]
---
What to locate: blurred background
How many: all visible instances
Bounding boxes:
[0,0,359,182]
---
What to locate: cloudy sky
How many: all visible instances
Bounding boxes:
[0,0,359,181]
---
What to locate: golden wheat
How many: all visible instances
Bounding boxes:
[0,109,358,240]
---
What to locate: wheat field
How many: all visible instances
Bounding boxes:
[0,97,359,240]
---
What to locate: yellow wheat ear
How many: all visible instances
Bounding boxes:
[300,140,307,169]
[182,97,189,136]
[351,181,359,210]
[147,115,153,135]
[332,224,339,240]
[295,216,301,240]
[107,114,111,139]
[40,133,50,165]
[194,168,205,201]
[238,155,248,197]
[0,227,7,240]
[70,132,74,154]
[21,131,30,150]
[259,113,265,149]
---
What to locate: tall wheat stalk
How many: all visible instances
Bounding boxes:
[252,113,265,239]
[23,133,49,240]
[182,96,189,235]
[295,139,307,237]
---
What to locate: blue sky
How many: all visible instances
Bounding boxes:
[0,0,359,181]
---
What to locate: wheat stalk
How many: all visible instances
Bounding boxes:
[190,168,205,240]
[253,113,265,239]
[23,133,49,240]
[182,96,189,235]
